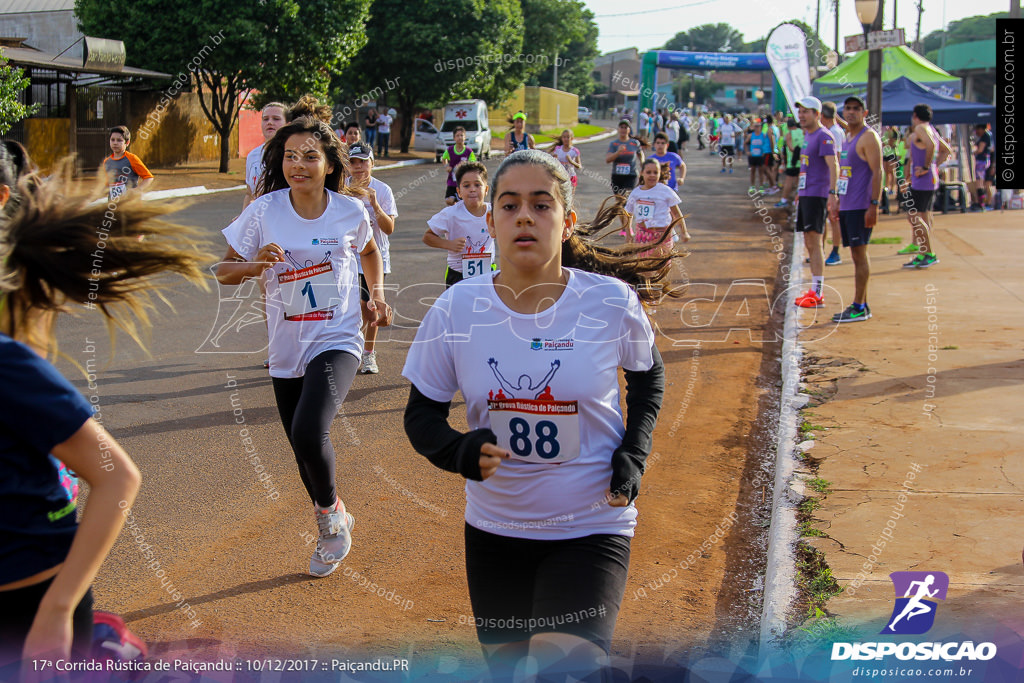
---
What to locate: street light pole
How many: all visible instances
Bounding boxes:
[856,0,885,131]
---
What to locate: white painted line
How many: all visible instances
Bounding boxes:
[759,230,806,650]
[142,185,246,201]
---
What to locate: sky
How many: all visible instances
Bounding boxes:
[586,0,1011,55]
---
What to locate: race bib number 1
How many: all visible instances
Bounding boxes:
[462,252,492,278]
[488,399,580,464]
[278,262,340,321]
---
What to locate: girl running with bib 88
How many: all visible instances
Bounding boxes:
[403,149,682,681]
[217,117,393,578]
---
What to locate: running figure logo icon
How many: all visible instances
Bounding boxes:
[882,571,949,635]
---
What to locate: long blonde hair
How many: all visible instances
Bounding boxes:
[0,164,211,354]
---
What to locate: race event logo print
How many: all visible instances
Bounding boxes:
[882,571,949,635]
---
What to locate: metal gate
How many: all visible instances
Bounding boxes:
[75,86,123,172]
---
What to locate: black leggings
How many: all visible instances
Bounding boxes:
[0,579,93,667]
[271,350,358,508]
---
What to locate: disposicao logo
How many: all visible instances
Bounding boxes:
[831,571,997,663]
[883,571,948,635]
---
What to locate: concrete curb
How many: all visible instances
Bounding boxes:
[142,185,246,201]
[759,230,807,648]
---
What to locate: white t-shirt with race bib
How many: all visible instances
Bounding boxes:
[624,183,681,228]
[427,201,494,274]
[402,268,655,540]
[222,189,372,378]
[245,143,265,194]
[348,176,398,274]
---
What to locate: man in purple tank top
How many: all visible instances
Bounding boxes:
[793,96,839,309]
[832,96,883,323]
[900,104,951,269]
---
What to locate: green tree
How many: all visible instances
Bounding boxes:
[664,23,745,53]
[923,11,1007,59]
[0,51,39,135]
[344,0,524,153]
[533,3,600,96]
[75,0,370,172]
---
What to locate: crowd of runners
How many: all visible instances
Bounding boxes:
[0,81,1009,680]
[0,91,687,682]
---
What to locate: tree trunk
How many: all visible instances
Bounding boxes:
[218,122,231,173]
[399,97,413,154]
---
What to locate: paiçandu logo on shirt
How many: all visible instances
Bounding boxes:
[530,338,574,351]
[311,238,340,246]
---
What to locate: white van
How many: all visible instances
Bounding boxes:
[433,99,491,163]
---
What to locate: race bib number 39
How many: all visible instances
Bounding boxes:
[488,399,580,464]
[634,199,655,221]
[278,262,340,321]
[462,252,492,278]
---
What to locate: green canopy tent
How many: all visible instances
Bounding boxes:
[812,46,961,100]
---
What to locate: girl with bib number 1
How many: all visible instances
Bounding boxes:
[216,117,393,578]
[403,150,680,681]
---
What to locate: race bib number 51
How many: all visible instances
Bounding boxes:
[462,252,492,278]
[488,399,580,464]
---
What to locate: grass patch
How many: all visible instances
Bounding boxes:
[797,543,843,605]
[941,344,959,350]
[798,498,821,514]
[869,236,902,244]
[799,521,827,537]
[807,477,831,495]
[800,422,827,435]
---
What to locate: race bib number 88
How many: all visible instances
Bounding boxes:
[488,399,580,464]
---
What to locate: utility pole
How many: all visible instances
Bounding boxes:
[914,0,925,52]
[1011,0,1020,19]
[816,0,821,39]
[893,0,898,30]
[834,0,840,59]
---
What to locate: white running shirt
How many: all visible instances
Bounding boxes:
[222,189,372,378]
[245,143,265,195]
[347,176,398,274]
[402,268,655,540]
[427,201,494,273]
[625,183,681,228]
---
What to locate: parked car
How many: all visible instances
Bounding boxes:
[577,106,592,124]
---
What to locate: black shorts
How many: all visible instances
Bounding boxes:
[668,141,679,154]
[985,163,996,182]
[720,145,735,157]
[358,273,387,302]
[680,128,690,142]
[464,523,630,651]
[445,185,459,201]
[796,196,828,233]
[901,189,935,214]
[785,166,800,177]
[764,153,777,167]
[0,579,93,668]
[444,267,463,289]
[611,173,637,195]
[839,209,873,247]
[748,155,764,168]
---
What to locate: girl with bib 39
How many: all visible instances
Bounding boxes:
[403,149,680,681]
[625,159,690,259]
[217,117,393,578]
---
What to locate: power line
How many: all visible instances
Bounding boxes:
[595,0,716,19]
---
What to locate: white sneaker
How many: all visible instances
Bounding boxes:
[358,351,378,374]
[309,501,354,577]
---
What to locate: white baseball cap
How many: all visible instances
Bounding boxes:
[796,96,822,112]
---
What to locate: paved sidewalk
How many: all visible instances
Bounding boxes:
[792,204,1024,637]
